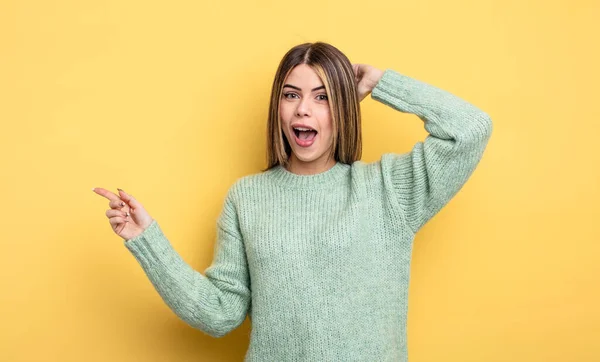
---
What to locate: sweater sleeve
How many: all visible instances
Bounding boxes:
[371,69,493,233]
[123,189,251,338]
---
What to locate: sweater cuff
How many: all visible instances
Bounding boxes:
[124,220,173,262]
[371,69,412,109]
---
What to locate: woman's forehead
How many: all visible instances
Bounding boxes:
[285,64,324,88]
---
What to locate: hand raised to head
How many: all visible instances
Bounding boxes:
[352,63,384,102]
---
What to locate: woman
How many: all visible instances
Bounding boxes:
[93,42,492,361]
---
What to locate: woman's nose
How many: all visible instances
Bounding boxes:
[296,98,311,117]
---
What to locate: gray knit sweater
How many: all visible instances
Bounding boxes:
[124,69,493,361]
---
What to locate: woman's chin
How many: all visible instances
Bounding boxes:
[291,149,326,164]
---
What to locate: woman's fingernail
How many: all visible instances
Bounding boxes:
[120,201,125,206]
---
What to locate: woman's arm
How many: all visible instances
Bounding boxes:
[124,189,251,338]
[372,69,493,233]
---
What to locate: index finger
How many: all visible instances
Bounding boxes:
[92,187,121,201]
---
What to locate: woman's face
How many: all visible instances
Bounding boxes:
[279,64,334,170]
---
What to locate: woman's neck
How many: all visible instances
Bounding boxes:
[286,154,337,175]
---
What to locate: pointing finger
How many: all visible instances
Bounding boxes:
[93,187,121,201]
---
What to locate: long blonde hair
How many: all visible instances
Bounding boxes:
[264,42,362,171]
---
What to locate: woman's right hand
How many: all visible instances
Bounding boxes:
[93,188,154,241]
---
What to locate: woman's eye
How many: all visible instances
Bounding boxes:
[317,94,328,101]
[283,93,298,99]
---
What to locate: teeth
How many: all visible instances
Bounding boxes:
[294,127,314,131]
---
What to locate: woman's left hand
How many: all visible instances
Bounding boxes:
[352,64,384,102]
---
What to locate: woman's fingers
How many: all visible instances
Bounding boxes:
[94,187,149,240]
[106,209,129,219]
[95,187,153,233]
[93,187,141,211]
[93,187,120,202]
[108,216,128,227]
[109,199,126,209]
[352,63,365,81]
[117,189,143,211]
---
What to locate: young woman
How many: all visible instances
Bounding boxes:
[93,42,492,361]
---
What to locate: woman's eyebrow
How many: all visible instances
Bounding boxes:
[283,84,325,91]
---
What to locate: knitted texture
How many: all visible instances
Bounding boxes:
[124,69,493,361]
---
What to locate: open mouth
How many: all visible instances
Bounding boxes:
[293,127,318,141]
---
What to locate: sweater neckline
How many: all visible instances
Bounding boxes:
[269,161,350,189]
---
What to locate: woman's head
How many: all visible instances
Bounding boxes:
[266,42,361,171]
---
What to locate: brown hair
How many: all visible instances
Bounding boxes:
[264,42,361,171]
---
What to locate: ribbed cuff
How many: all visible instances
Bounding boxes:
[124,220,173,263]
[371,69,412,110]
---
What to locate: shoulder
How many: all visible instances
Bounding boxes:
[380,151,412,171]
[351,152,411,178]
[224,168,274,202]
[216,170,271,226]
[349,153,414,195]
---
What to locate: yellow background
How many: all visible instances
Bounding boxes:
[1,0,598,361]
